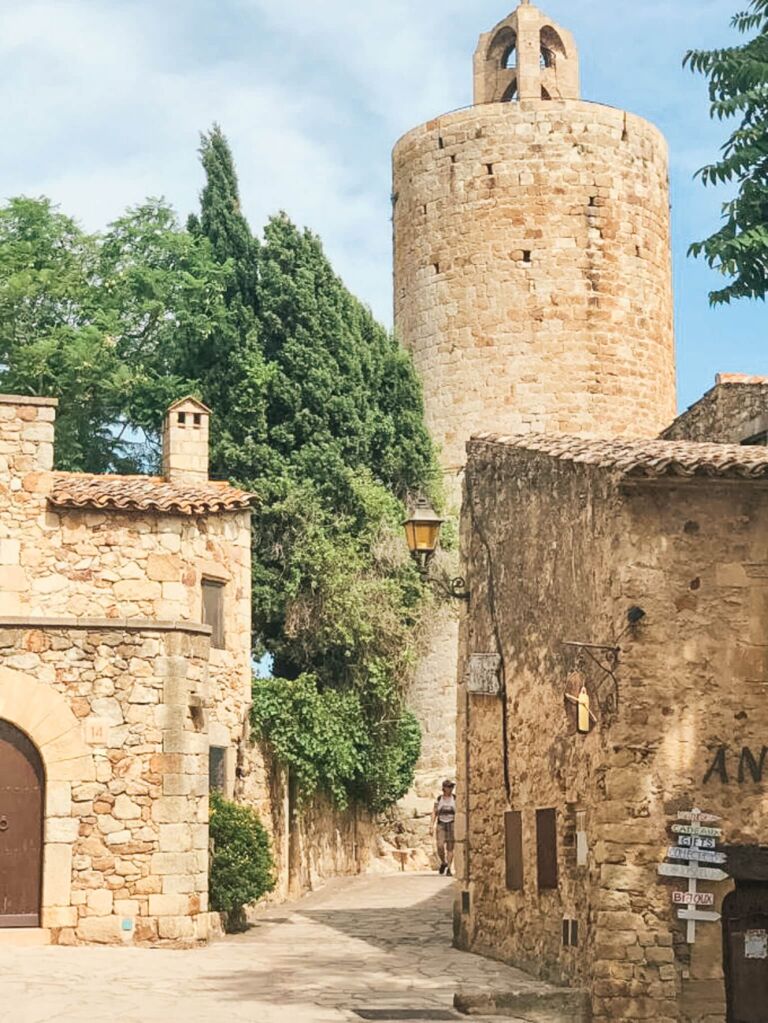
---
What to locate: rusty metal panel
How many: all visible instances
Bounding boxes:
[724,885,768,1022]
[0,721,44,927]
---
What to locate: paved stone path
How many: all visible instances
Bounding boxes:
[0,873,545,1023]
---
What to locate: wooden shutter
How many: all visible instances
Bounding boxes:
[202,579,225,649]
[504,810,524,891]
[536,808,559,890]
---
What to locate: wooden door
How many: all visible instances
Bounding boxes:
[723,884,768,1023]
[0,721,44,927]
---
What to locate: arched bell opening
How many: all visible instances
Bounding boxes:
[488,26,517,69]
[540,25,567,64]
[0,720,45,927]
[502,79,519,103]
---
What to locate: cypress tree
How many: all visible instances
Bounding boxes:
[187,126,270,480]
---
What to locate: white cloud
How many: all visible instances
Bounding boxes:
[0,0,762,376]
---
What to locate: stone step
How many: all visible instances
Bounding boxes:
[454,984,589,1022]
[0,927,51,947]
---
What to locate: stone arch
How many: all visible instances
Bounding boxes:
[540,25,567,64]
[487,25,516,67]
[502,79,519,103]
[0,667,95,793]
[0,667,95,928]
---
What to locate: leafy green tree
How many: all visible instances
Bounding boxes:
[0,196,222,472]
[187,126,271,480]
[0,126,440,813]
[0,197,124,470]
[184,130,439,811]
[685,0,768,303]
[209,792,275,920]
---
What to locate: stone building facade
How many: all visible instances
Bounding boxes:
[456,433,768,1023]
[663,374,768,447]
[0,393,255,945]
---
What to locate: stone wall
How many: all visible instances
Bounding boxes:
[0,393,391,941]
[662,375,768,445]
[457,436,768,1023]
[393,99,676,473]
[0,625,212,945]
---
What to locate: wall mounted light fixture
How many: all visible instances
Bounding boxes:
[403,497,470,601]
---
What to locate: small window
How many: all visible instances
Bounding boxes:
[202,578,225,649]
[209,746,227,793]
[177,411,186,427]
[505,810,524,890]
[536,808,559,890]
[193,413,202,427]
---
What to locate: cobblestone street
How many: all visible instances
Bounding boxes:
[0,873,547,1023]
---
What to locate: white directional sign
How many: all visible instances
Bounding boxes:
[677,809,720,823]
[658,862,729,882]
[661,809,728,945]
[678,908,721,924]
[677,835,716,850]
[673,891,715,907]
[667,846,727,865]
[672,824,723,839]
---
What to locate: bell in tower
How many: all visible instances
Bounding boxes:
[473,1,580,103]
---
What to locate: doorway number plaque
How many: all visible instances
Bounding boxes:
[658,808,728,944]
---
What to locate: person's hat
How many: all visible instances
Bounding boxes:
[442,779,456,788]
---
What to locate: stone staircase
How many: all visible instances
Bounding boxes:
[454,982,589,1022]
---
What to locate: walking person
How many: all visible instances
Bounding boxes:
[432,779,456,876]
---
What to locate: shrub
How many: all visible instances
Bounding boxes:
[209,792,275,916]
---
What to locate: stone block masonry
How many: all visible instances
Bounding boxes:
[0,626,212,945]
[0,394,254,945]
[393,100,676,472]
[456,433,768,1023]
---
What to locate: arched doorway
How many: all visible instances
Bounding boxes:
[0,720,44,927]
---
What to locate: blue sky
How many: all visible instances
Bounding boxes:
[0,0,763,413]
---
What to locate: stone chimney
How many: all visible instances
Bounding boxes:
[162,397,211,483]
[0,394,58,478]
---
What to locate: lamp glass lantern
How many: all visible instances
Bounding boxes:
[403,497,445,571]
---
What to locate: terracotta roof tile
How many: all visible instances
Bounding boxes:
[49,474,255,515]
[470,433,768,480]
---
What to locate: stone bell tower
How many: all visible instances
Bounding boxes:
[473,1,579,103]
[393,2,676,476]
[392,3,676,813]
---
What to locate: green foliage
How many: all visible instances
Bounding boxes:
[0,196,223,471]
[209,792,275,913]
[0,126,440,814]
[251,675,422,813]
[685,1,768,303]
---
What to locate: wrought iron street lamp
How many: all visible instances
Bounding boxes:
[403,497,469,601]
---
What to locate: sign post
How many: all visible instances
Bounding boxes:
[657,808,727,944]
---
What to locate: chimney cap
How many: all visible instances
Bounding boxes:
[167,395,212,414]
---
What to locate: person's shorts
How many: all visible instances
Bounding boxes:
[437,821,455,843]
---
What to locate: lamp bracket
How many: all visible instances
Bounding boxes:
[413,553,470,602]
